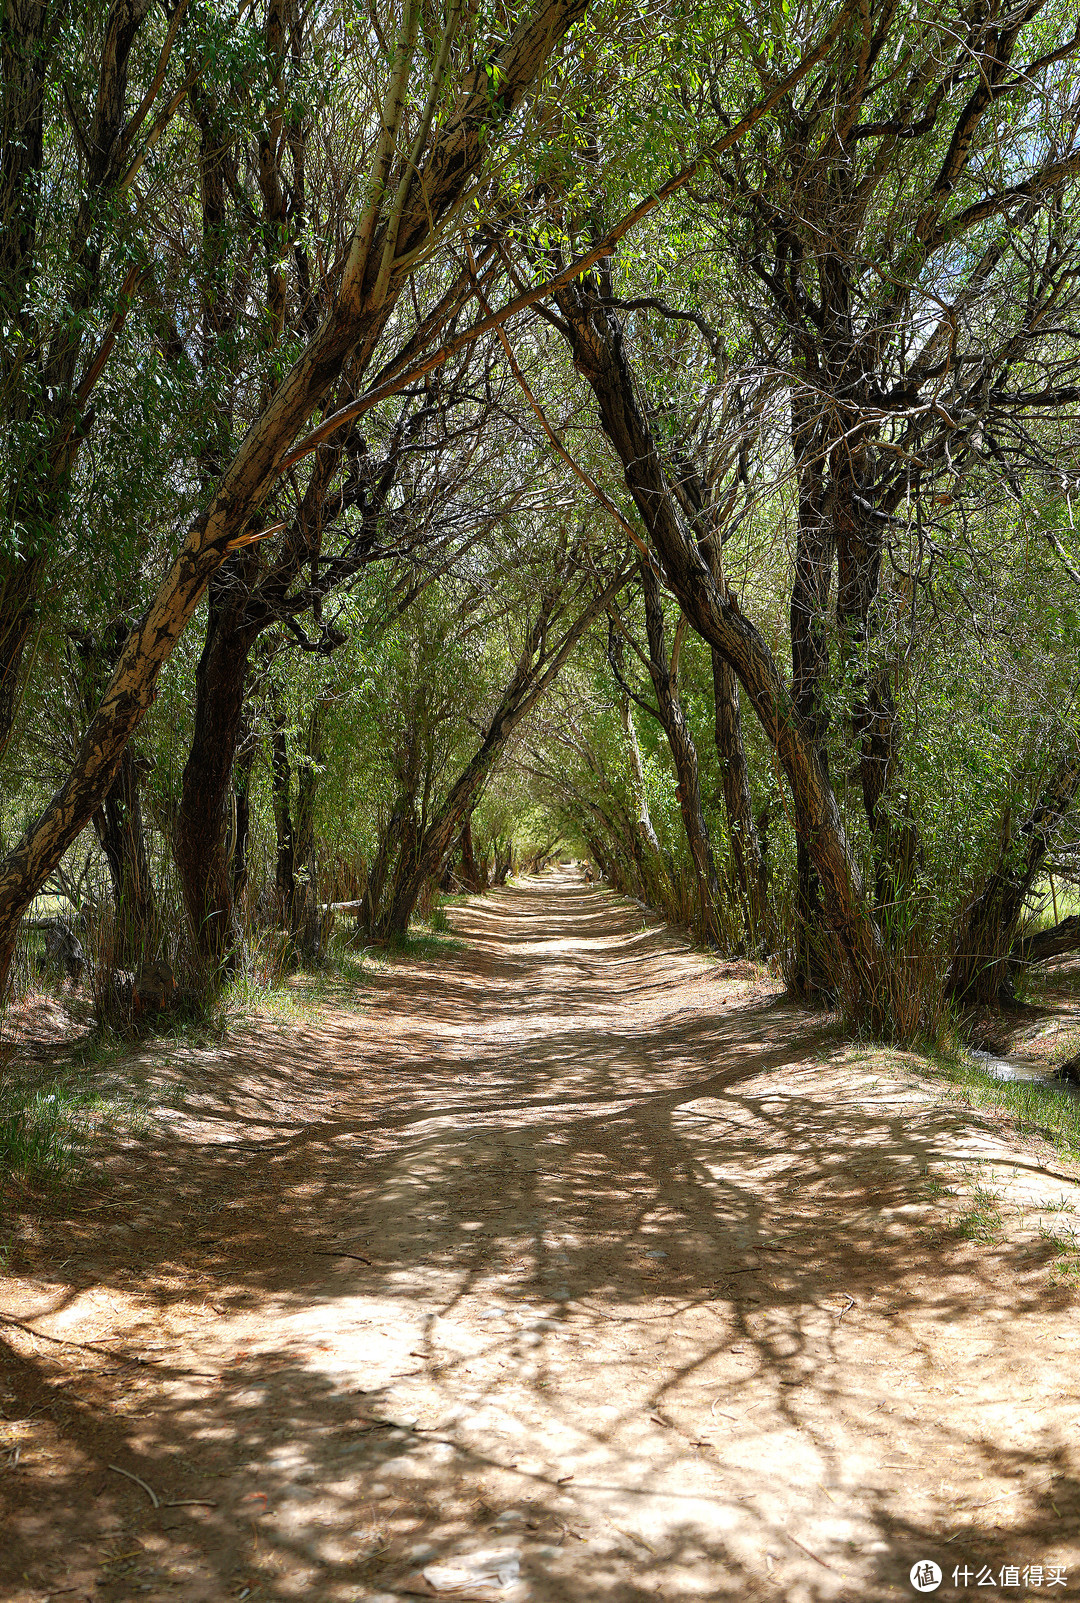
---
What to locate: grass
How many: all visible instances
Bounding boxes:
[1026,877,1080,933]
[1038,1221,1080,1286]
[0,1063,151,1196]
[906,1045,1080,1164]
[952,1179,1006,1243]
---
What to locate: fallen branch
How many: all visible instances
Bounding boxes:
[108,1464,159,1507]
[1014,914,1080,965]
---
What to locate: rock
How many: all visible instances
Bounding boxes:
[1052,1057,1080,1085]
[421,1548,521,1593]
[134,960,176,1011]
[43,922,85,981]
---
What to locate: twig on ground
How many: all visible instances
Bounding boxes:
[107,1464,159,1507]
[313,1249,372,1263]
[164,1499,218,1508]
[783,1531,847,1574]
[0,1315,215,1376]
[0,1313,131,1360]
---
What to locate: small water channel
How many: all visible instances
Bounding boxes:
[968,1048,1080,1100]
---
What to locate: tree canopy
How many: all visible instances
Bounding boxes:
[2,0,1080,1038]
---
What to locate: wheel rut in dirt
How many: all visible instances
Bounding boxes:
[3,866,1080,1602]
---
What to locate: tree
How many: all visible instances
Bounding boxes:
[0,0,595,990]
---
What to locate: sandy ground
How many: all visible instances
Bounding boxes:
[2,868,1080,1603]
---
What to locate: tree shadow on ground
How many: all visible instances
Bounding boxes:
[2,874,1078,1601]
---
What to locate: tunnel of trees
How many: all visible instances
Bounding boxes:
[2,0,1080,1039]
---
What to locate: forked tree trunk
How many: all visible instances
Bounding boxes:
[0,0,590,993]
[947,753,1080,1006]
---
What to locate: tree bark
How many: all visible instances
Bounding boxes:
[609,628,660,863]
[91,745,160,968]
[229,720,257,902]
[947,754,1080,1005]
[458,816,484,890]
[712,648,764,943]
[1014,915,1080,967]
[174,557,259,963]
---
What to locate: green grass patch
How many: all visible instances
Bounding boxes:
[382,927,465,960]
[214,941,370,1029]
[911,1047,1080,1164]
[952,1179,1006,1243]
[1027,877,1080,933]
[1039,1221,1080,1287]
[0,1065,151,1195]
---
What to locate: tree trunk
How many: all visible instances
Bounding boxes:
[639,559,722,948]
[1014,915,1080,967]
[609,628,660,864]
[91,745,160,967]
[0,0,590,993]
[712,648,765,945]
[834,476,914,909]
[947,754,1080,1005]
[552,278,884,1010]
[173,558,258,963]
[788,457,836,997]
[229,720,257,902]
[458,816,484,890]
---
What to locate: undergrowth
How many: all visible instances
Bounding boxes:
[0,1065,151,1197]
[0,897,466,1196]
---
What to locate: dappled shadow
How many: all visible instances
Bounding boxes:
[2,870,1079,1600]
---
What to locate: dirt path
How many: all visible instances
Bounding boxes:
[3,868,1080,1602]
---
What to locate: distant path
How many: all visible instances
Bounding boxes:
[3,867,1080,1602]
